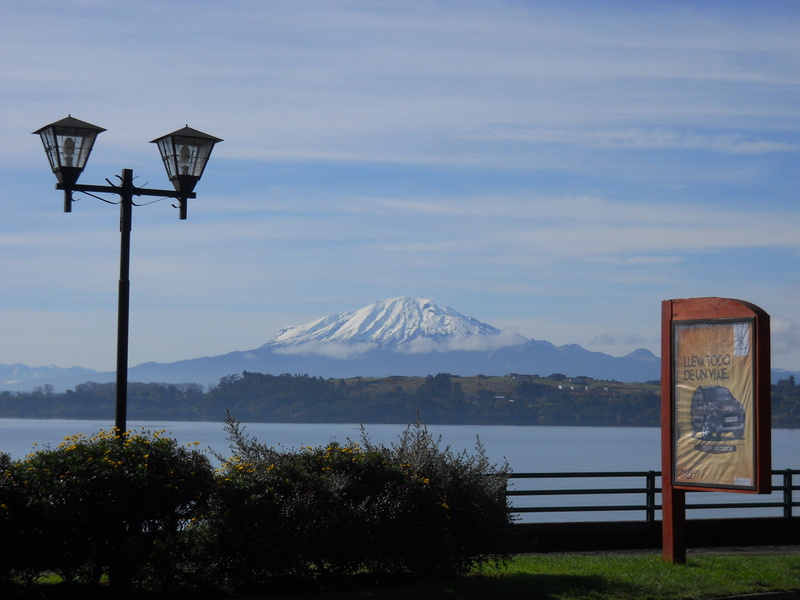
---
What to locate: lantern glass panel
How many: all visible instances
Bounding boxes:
[34,117,106,186]
[51,126,99,171]
[153,126,221,185]
[155,135,215,181]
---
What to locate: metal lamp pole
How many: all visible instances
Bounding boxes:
[34,117,222,437]
[117,169,133,435]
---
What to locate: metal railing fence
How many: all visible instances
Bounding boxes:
[506,469,800,521]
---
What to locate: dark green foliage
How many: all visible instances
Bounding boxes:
[1,429,214,592]
[1,420,512,595]
[773,376,800,428]
[1,374,798,427]
[199,416,511,590]
[378,422,512,575]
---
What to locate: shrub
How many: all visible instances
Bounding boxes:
[200,421,396,588]
[2,420,512,595]
[1,450,40,588]
[201,417,512,590]
[368,423,512,576]
[3,429,214,591]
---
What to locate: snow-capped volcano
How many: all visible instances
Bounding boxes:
[1,296,668,391]
[264,297,501,348]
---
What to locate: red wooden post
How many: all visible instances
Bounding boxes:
[661,298,770,564]
[661,300,686,563]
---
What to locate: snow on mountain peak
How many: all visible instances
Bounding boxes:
[264,297,502,349]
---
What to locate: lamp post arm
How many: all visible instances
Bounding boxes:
[56,182,197,200]
[57,179,196,219]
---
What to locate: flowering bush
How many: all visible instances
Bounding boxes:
[2,420,511,595]
[199,424,402,588]
[368,422,512,576]
[1,429,214,591]
[200,417,512,590]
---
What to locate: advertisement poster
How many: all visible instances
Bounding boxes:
[672,319,756,490]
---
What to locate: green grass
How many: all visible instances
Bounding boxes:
[253,552,800,600]
[20,552,800,599]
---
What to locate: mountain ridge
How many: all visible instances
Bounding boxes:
[2,297,797,392]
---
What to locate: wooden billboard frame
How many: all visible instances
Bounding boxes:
[661,297,771,564]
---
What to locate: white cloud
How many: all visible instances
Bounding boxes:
[2,0,799,373]
[5,1,800,167]
[273,341,378,360]
[470,127,799,154]
[772,317,800,358]
[401,328,528,354]
[589,333,651,350]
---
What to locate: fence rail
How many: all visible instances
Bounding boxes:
[507,469,800,521]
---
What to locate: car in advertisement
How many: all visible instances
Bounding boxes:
[690,385,746,440]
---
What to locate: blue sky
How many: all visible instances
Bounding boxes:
[1,0,799,374]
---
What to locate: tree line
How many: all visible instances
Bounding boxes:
[0,372,798,427]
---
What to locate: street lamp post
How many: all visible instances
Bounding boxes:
[34,116,222,437]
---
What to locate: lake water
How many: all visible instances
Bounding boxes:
[2,418,798,522]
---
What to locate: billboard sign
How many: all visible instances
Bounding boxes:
[663,298,770,494]
[672,319,756,489]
